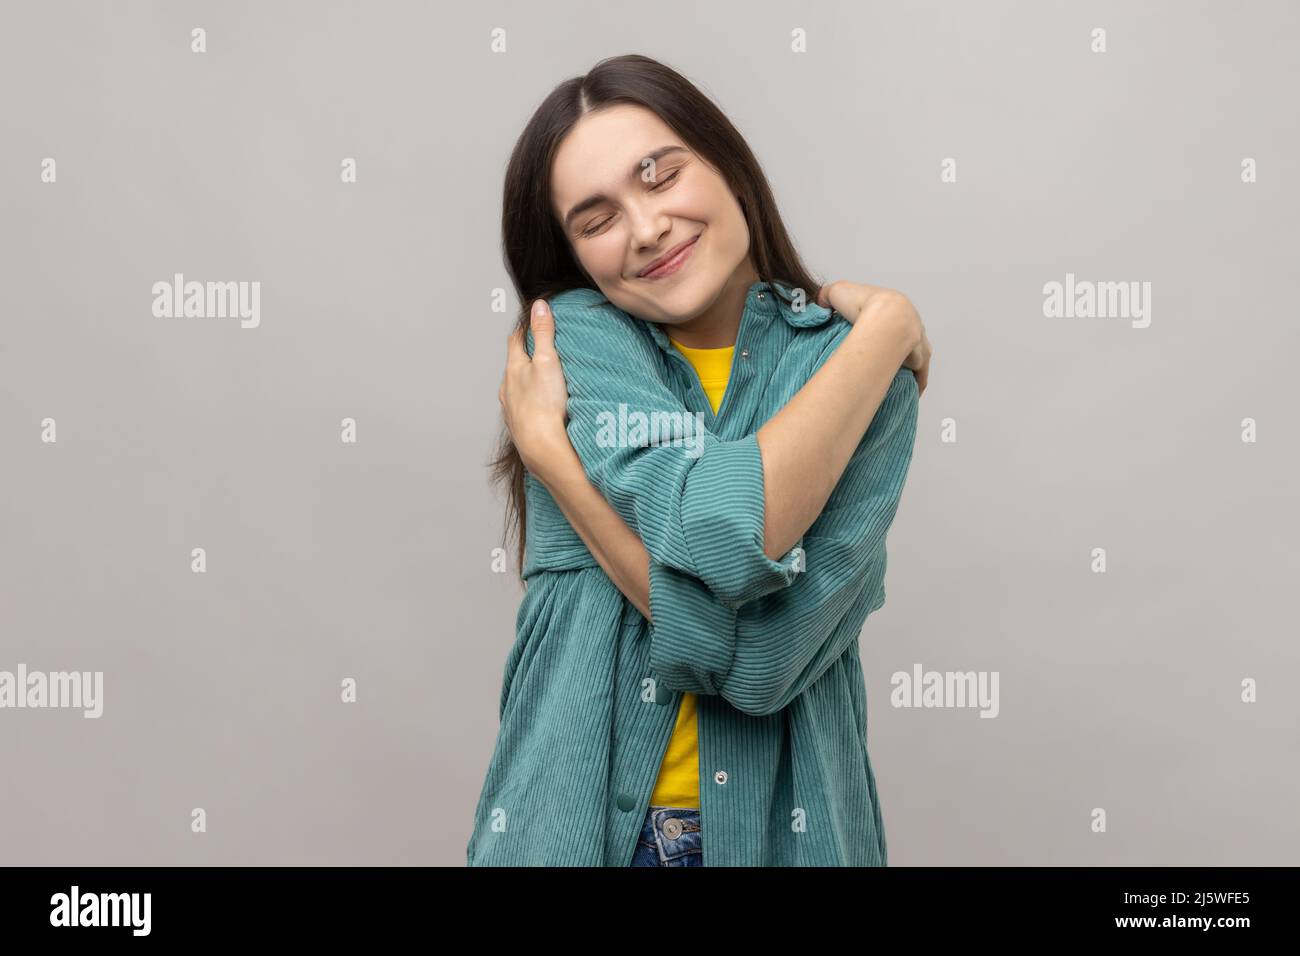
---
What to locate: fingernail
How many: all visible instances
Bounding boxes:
[532,300,548,316]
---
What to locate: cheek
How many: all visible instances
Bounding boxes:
[704,196,747,256]
[676,178,720,220]
[579,233,627,279]
[687,181,745,250]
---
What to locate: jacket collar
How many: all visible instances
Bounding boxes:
[641,279,836,354]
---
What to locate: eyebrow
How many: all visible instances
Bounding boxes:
[561,145,690,232]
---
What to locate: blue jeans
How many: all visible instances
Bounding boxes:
[628,805,703,867]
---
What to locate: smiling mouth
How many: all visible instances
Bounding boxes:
[637,234,701,279]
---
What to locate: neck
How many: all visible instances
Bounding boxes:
[658,259,760,348]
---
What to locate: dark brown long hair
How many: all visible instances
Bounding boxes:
[491,53,824,580]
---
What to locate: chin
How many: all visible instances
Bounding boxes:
[649,271,722,318]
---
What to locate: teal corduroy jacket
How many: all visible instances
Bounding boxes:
[467,279,919,866]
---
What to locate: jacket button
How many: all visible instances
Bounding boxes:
[616,793,637,812]
[756,291,766,301]
[655,684,673,705]
[740,348,750,359]
[714,770,728,785]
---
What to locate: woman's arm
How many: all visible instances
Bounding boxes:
[524,359,920,715]
[531,435,653,619]
[532,284,918,561]
[651,365,918,713]
[519,286,915,619]
[503,284,920,608]
[754,287,916,557]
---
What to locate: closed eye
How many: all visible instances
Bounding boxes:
[577,169,683,238]
[649,168,681,191]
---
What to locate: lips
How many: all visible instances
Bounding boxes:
[637,235,700,278]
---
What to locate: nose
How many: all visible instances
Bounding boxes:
[627,202,671,258]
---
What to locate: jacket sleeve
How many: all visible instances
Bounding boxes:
[647,364,919,714]
[531,290,805,607]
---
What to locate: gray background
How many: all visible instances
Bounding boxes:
[2,0,1296,866]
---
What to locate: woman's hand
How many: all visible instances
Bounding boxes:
[816,280,932,396]
[501,299,574,480]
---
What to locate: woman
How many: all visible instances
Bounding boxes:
[468,54,932,866]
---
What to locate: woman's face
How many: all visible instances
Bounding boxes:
[550,104,753,327]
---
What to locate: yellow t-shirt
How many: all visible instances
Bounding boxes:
[648,336,735,809]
